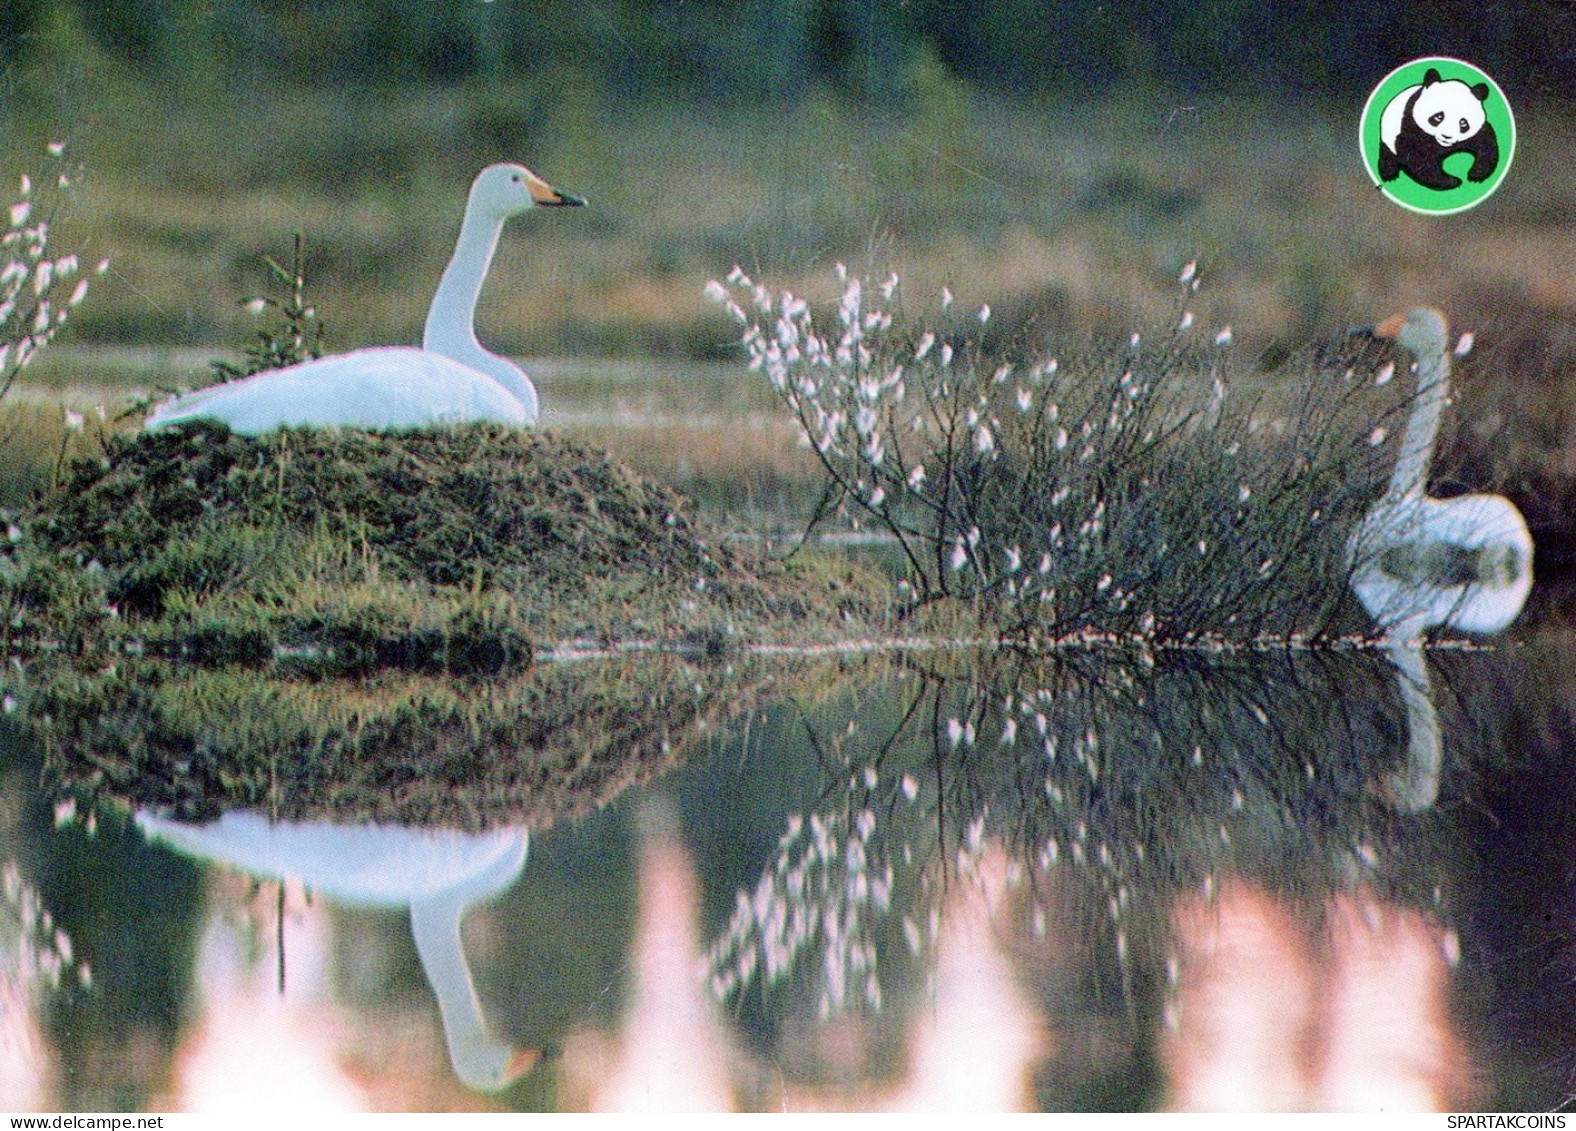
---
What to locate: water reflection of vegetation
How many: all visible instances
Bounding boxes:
[32,650,874,830]
[707,644,1496,1026]
[9,627,1558,1108]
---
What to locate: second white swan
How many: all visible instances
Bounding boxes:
[1348,307,1533,636]
[145,164,584,434]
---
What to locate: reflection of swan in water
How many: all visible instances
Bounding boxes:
[1348,308,1533,636]
[136,811,537,1091]
[1347,308,1530,811]
[145,164,585,434]
[1380,636,1441,813]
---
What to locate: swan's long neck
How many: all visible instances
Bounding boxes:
[422,204,536,410]
[1387,344,1449,501]
[406,832,531,1091]
[425,204,503,363]
[1382,633,1441,812]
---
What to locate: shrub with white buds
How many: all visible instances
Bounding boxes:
[711,261,1382,637]
[0,145,101,405]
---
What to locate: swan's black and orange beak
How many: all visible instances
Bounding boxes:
[523,168,586,207]
[1372,313,1406,339]
[1346,313,1403,343]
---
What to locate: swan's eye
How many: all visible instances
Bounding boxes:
[512,174,522,183]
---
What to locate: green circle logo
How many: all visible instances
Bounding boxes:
[1359,57,1514,215]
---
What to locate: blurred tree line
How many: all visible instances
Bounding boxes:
[1,0,1573,105]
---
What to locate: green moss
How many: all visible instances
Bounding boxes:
[8,420,892,666]
[6,418,896,826]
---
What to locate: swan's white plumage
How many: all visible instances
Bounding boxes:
[144,347,537,433]
[145,163,582,435]
[1351,490,1532,635]
[1348,307,1533,636]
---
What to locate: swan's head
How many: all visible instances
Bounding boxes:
[1374,307,1450,362]
[469,163,586,219]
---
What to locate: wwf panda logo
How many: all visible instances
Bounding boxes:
[1378,67,1500,190]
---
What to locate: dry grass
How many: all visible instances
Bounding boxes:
[558,415,820,524]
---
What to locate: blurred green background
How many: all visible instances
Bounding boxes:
[2,0,1571,349]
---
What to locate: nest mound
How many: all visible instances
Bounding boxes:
[22,421,887,664]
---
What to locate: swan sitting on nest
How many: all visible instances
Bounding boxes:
[145,164,584,434]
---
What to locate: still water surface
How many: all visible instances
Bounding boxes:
[3,617,1572,1111]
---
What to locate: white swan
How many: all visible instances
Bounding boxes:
[1348,308,1533,636]
[136,810,538,1092]
[145,164,584,434]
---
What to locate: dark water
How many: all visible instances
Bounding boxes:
[2,626,1573,1111]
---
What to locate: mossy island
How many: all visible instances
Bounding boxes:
[6,420,894,671]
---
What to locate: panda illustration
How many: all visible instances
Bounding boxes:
[1379,68,1499,190]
